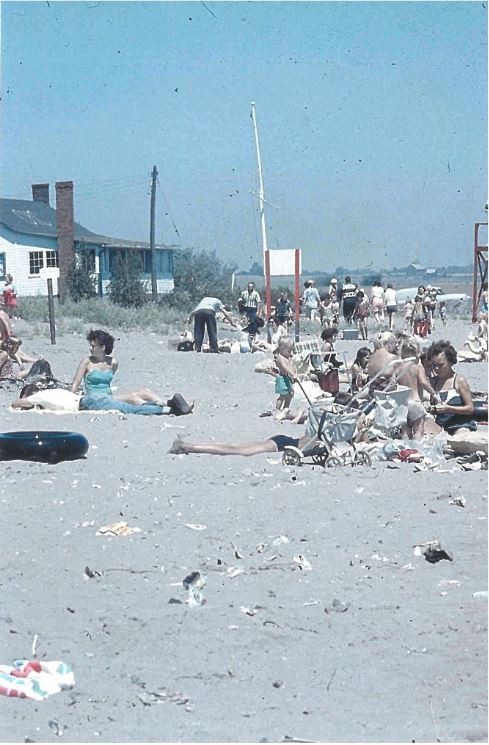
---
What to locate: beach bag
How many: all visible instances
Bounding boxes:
[177,340,194,352]
[372,385,410,436]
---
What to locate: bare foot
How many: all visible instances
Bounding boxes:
[169,436,188,454]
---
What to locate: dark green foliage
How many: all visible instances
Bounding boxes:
[160,248,236,311]
[67,252,97,302]
[362,272,383,287]
[108,250,148,308]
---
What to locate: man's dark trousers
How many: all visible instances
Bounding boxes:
[194,310,219,352]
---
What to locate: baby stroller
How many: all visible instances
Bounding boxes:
[282,387,371,468]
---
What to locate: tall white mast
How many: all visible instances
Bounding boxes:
[250,102,268,269]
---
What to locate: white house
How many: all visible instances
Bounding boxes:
[0,182,176,297]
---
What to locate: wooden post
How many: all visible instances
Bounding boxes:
[294,248,301,342]
[150,165,158,301]
[264,250,272,343]
[47,278,56,345]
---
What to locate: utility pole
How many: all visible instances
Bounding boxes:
[150,165,158,301]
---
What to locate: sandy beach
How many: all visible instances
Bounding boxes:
[0,318,487,743]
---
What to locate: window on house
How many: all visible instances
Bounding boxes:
[46,250,59,268]
[0,253,5,279]
[29,251,44,275]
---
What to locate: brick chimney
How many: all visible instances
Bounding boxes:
[55,180,75,300]
[32,183,50,205]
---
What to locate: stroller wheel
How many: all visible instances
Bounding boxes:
[325,456,342,468]
[312,451,328,466]
[354,451,372,467]
[282,446,303,467]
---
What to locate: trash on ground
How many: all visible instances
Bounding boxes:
[182,571,206,606]
[293,554,312,571]
[0,660,74,700]
[414,540,453,563]
[226,566,246,578]
[96,522,141,537]
[324,598,350,614]
[472,591,488,599]
[184,523,207,531]
[449,496,467,507]
[84,566,102,579]
[48,720,64,737]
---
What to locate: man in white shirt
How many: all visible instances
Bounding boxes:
[239,282,262,338]
[188,297,237,352]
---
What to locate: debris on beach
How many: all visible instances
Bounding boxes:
[414,540,453,564]
[293,554,312,571]
[182,571,206,606]
[324,598,350,614]
[96,521,141,537]
[184,523,207,531]
[0,660,74,701]
[449,496,467,508]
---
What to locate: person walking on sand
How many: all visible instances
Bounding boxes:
[302,280,321,322]
[188,297,237,353]
[370,281,385,327]
[339,276,358,324]
[383,283,398,329]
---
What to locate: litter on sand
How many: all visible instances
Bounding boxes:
[184,523,207,531]
[414,540,453,563]
[182,571,206,606]
[96,521,141,536]
[0,660,74,700]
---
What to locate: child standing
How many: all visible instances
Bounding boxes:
[353,291,370,340]
[273,337,296,411]
[439,301,447,327]
[403,297,414,332]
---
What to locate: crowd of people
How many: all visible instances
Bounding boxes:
[1,274,486,463]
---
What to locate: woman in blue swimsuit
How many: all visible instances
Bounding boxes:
[72,329,193,416]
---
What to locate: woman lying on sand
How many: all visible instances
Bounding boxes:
[71,329,193,416]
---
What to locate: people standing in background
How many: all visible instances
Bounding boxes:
[370,281,385,328]
[3,274,18,318]
[239,282,262,341]
[302,280,321,322]
[413,294,426,337]
[424,285,437,334]
[328,278,340,324]
[439,301,447,327]
[339,276,358,324]
[274,291,292,327]
[481,282,488,313]
[383,283,398,329]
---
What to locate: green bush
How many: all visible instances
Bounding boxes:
[67,253,97,301]
[108,250,148,308]
[159,248,236,312]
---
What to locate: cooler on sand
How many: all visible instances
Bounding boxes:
[342,328,359,341]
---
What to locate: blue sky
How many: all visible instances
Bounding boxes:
[1,1,487,270]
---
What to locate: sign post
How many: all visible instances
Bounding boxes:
[265,248,302,342]
[40,267,60,345]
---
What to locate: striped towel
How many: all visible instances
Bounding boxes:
[0,660,74,700]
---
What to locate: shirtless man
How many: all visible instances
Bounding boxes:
[367,331,399,389]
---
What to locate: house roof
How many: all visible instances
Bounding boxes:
[0,198,176,250]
